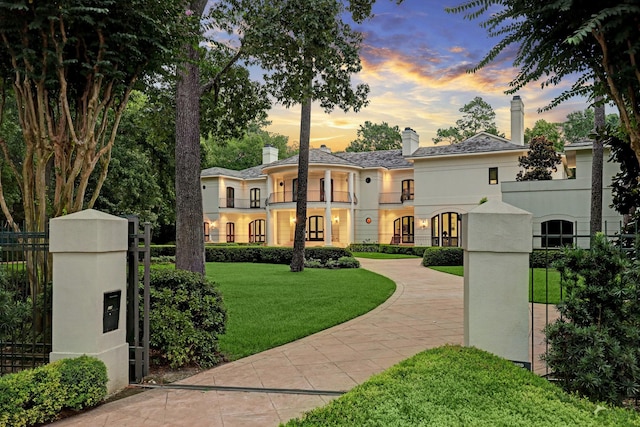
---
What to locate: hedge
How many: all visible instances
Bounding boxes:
[422,247,464,266]
[346,243,427,257]
[0,355,107,427]
[530,249,566,268]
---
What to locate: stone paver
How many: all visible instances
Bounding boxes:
[51,258,465,426]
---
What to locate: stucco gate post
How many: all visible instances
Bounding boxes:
[462,200,532,368]
[49,209,129,394]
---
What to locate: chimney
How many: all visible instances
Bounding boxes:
[262,144,278,164]
[402,127,419,156]
[510,95,524,145]
[319,144,331,153]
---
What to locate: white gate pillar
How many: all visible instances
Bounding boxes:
[49,209,129,395]
[462,200,532,368]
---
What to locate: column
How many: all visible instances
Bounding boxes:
[462,200,532,368]
[324,169,332,246]
[49,209,129,394]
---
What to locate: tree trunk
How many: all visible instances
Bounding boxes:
[174,0,207,275]
[590,102,605,236]
[290,97,312,272]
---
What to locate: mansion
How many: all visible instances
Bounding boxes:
[201,96,622,249]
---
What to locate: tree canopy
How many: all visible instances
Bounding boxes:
[524,119,562,151]
[433,97,503,144]
[516,136,562,181]
[345,121,402,152]
[447,1,640,163]
[0,0,186,232]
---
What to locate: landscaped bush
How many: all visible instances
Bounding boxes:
[149,244,176,257]
[306,256,360,269]
[378,244,427,257]
[204,245,353,266]
[422,247,463,266]
[347,243,380,253]
[544,233,640,405]
[148,270,226,368]
[347,243,427,257]
[0,355,107,427]
[529,249,565,268]
[285,345,640,426]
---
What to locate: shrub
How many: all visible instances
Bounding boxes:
[347,243,379,253]
[422,247,463,266]
[57,356,108,410]
[543,234,640,405]
[148,270,226,368]
[336,256,360,268]
[529,249,565,268]
[0,356,107,427]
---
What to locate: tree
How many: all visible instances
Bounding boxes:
[203,127,294,170]
[544,235,640,405]
[608,134,640,232]
[590,102,605,235]
[433,97,503,144]
[175,0,209,275]
[244,0,389,272]
[447,2,640,164]
[0,0,185,234]
[524,119,562,151]
[516,136,561,181]
[563,109,595,144]
[345,121,402,152]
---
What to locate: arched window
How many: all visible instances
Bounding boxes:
[431,212,460,247]
[307,216,324,241]
[393,216,414,243]
[226,222,235,243]
[541,220,573,247]
[249,219,266,243]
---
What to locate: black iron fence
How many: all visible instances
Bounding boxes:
[530,224,638,377]
[0,228,51,375]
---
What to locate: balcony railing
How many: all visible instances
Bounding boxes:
[268,190,356,205]
[379,192,414,204]
[218,198,266,209]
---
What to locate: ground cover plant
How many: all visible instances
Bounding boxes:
[284,345,640,426]
[205,262,395,360]
[428,266,562,304]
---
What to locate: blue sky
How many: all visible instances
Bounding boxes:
[262,0,590,151]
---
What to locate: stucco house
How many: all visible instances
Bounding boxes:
[201,96,622,249]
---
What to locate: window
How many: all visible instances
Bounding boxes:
[489,167,499,185]
[249,219,265,243]
[226,222,235,243]
[320,178,333,202]
[307,216,324,241]
[431,212,460,247]
[292,179,298,202]
[393,216,414,244]
[401,179,414,201]
[203,222,210,242]
[250,188,261,208]
[226,187,235,208]
[541,220,573,247]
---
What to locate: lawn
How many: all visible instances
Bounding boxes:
[284,345,640,426]
[351,252,421,259]
[204,263,396,360]
[428,266,562,304]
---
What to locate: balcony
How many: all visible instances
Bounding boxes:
[218,198,266,209]
[268,190,356,205]
[379,192,414,204]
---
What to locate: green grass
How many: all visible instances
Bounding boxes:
[351,252,420,259]
[204,263,395,360]
[428,266,563,304]
[284,345,640,427]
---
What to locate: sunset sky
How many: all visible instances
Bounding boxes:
[262,0,591,152]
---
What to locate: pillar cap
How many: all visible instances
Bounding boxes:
[50,209,128,253]
[463,200,532,253]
